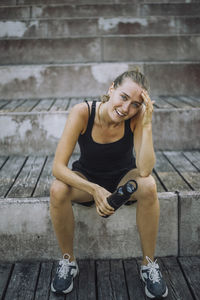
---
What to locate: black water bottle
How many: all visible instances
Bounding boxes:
[102,180,138,218]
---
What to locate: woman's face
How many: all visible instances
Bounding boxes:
[107,78,144,122]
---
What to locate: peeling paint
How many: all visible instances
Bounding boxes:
[40,114,66,139]
[0,65,46,88]
[98,17,148,31]
[0,21,39,38]
[91,63,128,84]
[18,118,32,138]
[0,116,16,139]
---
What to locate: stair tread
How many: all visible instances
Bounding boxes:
[1,96,200,113]
[0,151,199,199]
[0,257,199,300]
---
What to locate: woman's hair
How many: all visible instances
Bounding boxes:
[101,67,150,103]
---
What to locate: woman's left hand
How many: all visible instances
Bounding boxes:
[141,90,155,127]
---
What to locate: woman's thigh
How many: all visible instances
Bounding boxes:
[52,171,94,204]
[70,171,94,204]
[117,168,157,201]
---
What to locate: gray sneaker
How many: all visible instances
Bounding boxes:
[51,253,79,294]
[140,256,168,299]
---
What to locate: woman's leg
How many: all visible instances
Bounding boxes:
[50,172,94,262]
[117,169,160,266]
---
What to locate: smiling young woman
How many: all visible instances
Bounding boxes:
[50,68,168,298]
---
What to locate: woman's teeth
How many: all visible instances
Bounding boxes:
[115,109,125,117]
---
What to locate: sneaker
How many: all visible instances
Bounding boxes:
[51,253,79,294]
[140,256,168,299]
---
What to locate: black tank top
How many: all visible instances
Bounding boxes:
[72,101,136,180]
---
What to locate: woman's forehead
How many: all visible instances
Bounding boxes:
[118,79,143,98]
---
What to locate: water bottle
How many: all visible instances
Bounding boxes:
[102,180,138,218]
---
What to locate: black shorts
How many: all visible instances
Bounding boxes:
[72,163,137,207]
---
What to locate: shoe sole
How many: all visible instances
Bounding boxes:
[140,269,168,299]
[51,264,79,294]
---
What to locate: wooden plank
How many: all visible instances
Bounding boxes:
[31,99,55,112]
[49,98,70,111]
[7,155,46,198]
[4,262,40,300]
[155,96,176,109]
[33,155,54,197]
[183,151,200,171]
[152,170,165,192]
[164,151,198,172]
[34,262,53,300]
[0,156,8,169]
[0,100,9,110]
[179,96,200,108]
[155,152,190,192]
[164,151,199,190]
[123,258,146,299]
[0,99,26,112]
[160,257,193,300]
[191,96,200,107]
[109,259,130,300]
[78,259,96,300]
[0,156,27,197]
[178,256,200,300]
[0,263,13,299]
[13,99,40,112]
[164,96,193,108]
[96,260,116,300]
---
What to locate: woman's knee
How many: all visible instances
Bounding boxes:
[137,175,157,203]
[50,179,71,207]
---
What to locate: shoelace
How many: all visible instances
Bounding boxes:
[57,253,72,279]
[146,256,161,284]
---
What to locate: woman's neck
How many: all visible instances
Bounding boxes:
[97,101,122,128]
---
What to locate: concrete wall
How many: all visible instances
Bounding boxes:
[0,192,178,261]
[0,108,199,155]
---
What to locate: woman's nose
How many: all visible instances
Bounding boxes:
[122,102,130,114]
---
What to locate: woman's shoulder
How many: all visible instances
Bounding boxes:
[68,101,93,133]
[69,101,90,117]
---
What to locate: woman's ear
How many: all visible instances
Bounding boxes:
[108,82,114,96]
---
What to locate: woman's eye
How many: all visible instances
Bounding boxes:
[121,95,127,100]
[132,103,140,108]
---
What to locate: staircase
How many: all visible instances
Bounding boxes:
[0,0,199,261]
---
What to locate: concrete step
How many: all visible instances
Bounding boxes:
[0,62,199,100]
[1,16,200,38]
[0,3,200,20]
[0,151,199,260]
[0,35,200,64]
[0,0,198,6]
[0,96,199,154]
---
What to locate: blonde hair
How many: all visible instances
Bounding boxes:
[101,67,150,103]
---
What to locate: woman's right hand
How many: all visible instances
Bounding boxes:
[93,185,115,217]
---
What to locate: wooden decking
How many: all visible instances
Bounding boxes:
[0,96,200,113]
[0,150,199,199]
[0,256,200,300]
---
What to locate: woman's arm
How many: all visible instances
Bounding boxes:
[52,102,114,216]
[133,90,156,177]
[52,103,97,196]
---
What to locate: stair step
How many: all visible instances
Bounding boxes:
[0,62,199,100]
[0,151,199,197]
[0,35,200,64]
[0,96,199,153]
[0,151,199,260]
[0,3,200,20]
[0,16,200,38]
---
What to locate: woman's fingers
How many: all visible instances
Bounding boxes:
[141,90,154,112]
